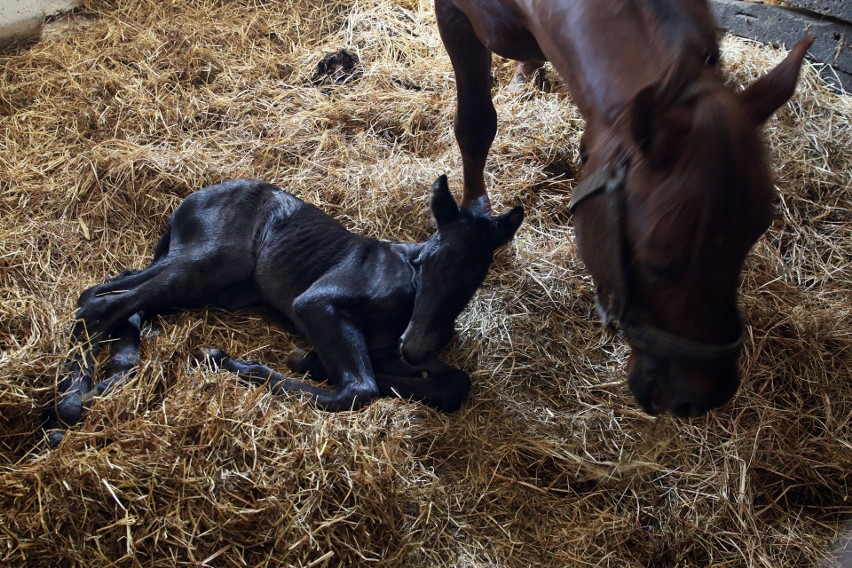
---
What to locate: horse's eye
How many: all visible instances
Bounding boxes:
[641,262,680,283]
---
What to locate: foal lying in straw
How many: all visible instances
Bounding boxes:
[45,176,524,446]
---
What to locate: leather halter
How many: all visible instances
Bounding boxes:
[569,151,745,370]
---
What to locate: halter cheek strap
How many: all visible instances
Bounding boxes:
[568,152,629,214]
[569,151,745,371]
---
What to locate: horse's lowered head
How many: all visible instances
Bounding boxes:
[400,175,524,365]
[571,39,812,417]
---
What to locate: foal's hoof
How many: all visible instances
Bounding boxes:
[196,348,230,368]
[286,349,315,372]
[42,409,69,448]
[46,430,65,448]
[55,390,85,426]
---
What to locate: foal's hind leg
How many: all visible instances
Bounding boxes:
[51,255,254,439]
[45,312,144,447]
[84,311,143,402]
[435,0,496,206]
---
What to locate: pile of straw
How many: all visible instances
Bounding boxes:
[1,0,849,565]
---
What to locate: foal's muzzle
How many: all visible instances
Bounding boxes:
[399,335,431,366]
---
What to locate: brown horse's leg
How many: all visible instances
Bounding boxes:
[435,0,496,208]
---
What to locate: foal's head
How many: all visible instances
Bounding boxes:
[400,176,524,365]
[573,40,811,416]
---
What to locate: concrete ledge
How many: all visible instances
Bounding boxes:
[0,0,80,50]
[783,0,851,25]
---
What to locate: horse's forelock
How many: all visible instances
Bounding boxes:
[646,86,767,261]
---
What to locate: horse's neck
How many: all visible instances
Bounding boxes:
[526,0,717,121]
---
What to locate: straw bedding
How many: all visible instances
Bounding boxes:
[1,0,849,565]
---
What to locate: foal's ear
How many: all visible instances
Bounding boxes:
[740,36,812,125]
[492,205,525,248]
[430,175,459,227]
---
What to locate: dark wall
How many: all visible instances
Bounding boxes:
[710,0,852,91]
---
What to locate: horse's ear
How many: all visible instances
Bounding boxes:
[630,86,692,167]
[630,52,698,166]
[492,205,524,248]
[430,175,459,227]
[741,37,812,125]
[631,85,662,154]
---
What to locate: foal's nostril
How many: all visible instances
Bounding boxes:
[399,337,426,365]
[670,402,704,418]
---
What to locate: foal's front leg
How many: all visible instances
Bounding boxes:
[289,293,382,410]
[205,292,381,411]
[285,349,471,412]
[200,326,380,411]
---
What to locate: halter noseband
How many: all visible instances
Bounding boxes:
[569,151,745,370]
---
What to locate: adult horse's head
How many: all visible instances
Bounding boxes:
[571,39,812,417]
[400,176,524,365]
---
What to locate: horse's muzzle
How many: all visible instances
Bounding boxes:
[627,352,740,417]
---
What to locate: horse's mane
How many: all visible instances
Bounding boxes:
[639,0,720,65]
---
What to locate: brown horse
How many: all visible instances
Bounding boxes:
[435,0,812,416]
